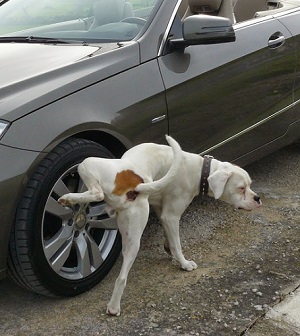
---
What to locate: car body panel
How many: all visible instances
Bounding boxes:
[159,16,296,160]
[0,42,140,123]
[1,59,168,151]
[138,0,177,62]
[0,44,99,91]
[274,9,300,102]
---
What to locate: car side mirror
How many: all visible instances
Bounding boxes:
[169,14,235,49]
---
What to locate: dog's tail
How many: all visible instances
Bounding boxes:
[135,135,182,195]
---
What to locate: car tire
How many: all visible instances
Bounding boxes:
[7,138,122,297]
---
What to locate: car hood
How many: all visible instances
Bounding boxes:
[0,43,100,89]
[0,42,139,121]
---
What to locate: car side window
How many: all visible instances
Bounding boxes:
[234,0,296,23]
[178,0,236,24]
[175,0,294,27]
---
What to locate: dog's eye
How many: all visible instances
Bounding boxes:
[239,187,246,193]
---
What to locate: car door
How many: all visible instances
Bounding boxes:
[158,13,296,163]
[275,9,300,103]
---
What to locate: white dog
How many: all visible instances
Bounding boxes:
[58,136,262,316]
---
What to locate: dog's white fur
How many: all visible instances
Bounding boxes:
[58,136,261,316]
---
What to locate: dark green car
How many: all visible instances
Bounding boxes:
[0,0,299,296]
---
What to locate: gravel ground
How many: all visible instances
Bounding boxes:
[0,144,299,336]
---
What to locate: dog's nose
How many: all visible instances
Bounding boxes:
[254,195,261,204]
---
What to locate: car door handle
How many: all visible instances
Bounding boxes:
[151,115,166,124]
[268,33,285,49]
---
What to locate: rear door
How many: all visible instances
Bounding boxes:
[158,13,296,162]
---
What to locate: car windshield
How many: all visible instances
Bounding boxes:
[0,0,159,43]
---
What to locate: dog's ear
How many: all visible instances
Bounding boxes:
[207,170,232,199]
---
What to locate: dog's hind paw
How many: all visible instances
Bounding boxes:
[57,196,71,206]
[58,194,77,207]
[181,260,198,271]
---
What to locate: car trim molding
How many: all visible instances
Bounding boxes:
[200,101,296,155]
[158,0,182,56]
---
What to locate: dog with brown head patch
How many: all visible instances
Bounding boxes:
[58,135,261,316]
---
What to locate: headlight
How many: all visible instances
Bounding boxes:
[0,120,10,139]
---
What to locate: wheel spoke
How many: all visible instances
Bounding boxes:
[77,179,87,193]
[46,196,73,219]
[44,225,74,272]
[75,233,92,277]
[53,178,71,197]
[89,202,106,217]
[86,232,104,269]
[88,217,118,230]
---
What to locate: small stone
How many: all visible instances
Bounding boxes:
[254,305,263,311]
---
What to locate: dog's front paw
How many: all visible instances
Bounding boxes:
[181,260,198,271]
[106,304,121,317]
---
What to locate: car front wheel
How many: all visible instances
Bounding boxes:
[7,138,122,297]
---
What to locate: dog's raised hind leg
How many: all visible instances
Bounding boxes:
[58,188,104,206]
[58,169,104,206]
[107,197,149,316]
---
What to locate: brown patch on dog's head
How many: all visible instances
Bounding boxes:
[112,170,144,196]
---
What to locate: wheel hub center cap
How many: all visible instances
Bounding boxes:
[75,213,86,229]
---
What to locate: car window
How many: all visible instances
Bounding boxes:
[176,0,297,25]
[0,0,159,43]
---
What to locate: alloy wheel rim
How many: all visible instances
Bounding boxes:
[41,165,118,280]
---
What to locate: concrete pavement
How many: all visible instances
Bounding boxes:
[245,282,300,335]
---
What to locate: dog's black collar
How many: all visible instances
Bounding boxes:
[200,155,213,196]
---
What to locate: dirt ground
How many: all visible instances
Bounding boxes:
[0,144,299,336]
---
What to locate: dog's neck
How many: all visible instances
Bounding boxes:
[198,155,224,198]
[199,155,213,196]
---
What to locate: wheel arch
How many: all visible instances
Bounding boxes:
[73,130,128,158]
